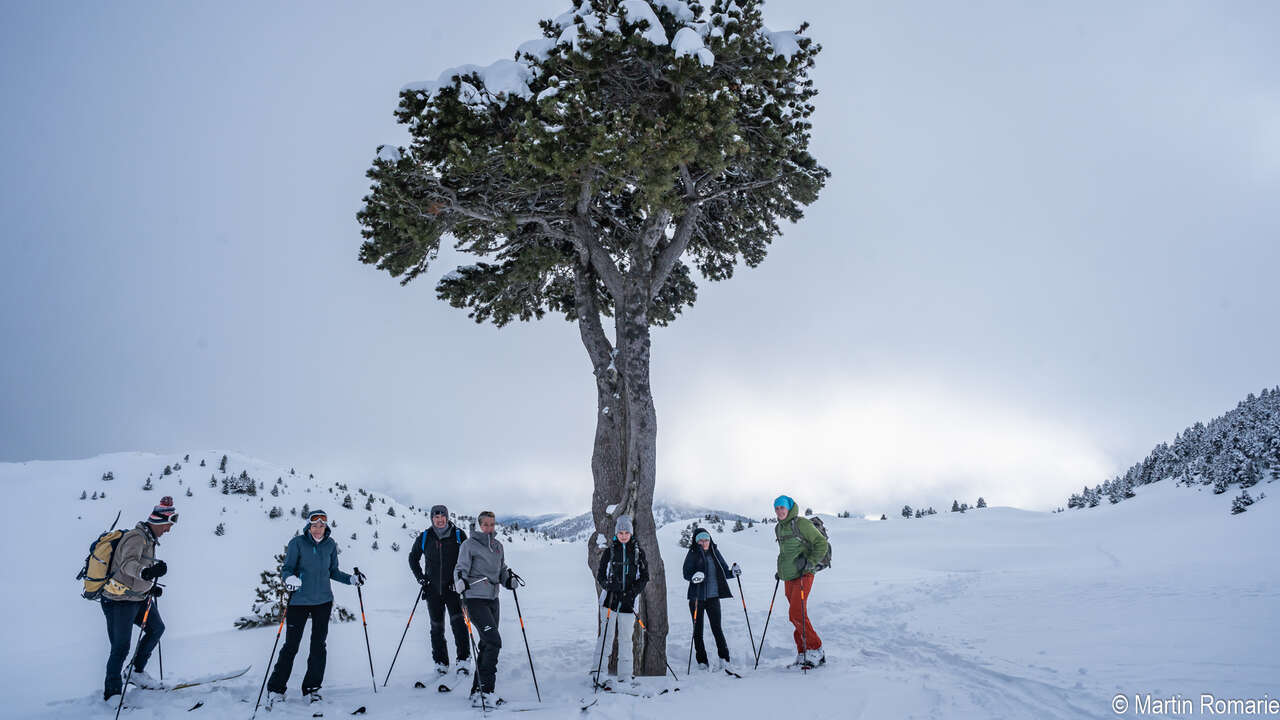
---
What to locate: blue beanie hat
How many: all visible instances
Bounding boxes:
[694,530,711,543]
[773,495,795,510]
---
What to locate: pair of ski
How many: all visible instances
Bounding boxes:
[422,668,541,714]
[579,686,677,712]
[788,657,827,671]
[107,666,252,713]
[130,665,253,692]
[423,665,472,694]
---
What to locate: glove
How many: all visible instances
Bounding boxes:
[149,585,163,597]
[454,577,469,594]
[141,560,168,580]
[284,576,302,592]
[774,572,781,581]
[730,563,742,578]
[504,570,523,590]
[691,571,705,584]
[417,576,428,586]
[352,570,366,587]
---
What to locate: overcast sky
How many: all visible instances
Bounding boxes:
[2,1,1276,517]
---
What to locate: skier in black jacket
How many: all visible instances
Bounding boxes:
[682,527,740,671]
[593,515,648,690]
[408,505,470,675]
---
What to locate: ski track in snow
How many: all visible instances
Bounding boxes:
[3,452,1277,718]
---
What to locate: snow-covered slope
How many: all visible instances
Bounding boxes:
[2,452,1276,719]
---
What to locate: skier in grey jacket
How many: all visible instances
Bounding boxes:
[266,509,365,705]
[454,511,521,705]
[100,498,176,702]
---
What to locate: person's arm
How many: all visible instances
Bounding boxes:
[279,538,300,582]
[454,539,472,583]
[798,519,829,569]
[498,543,512,587]
[114,532,153,591]
[330,542,354,585]
[596,547,610,586]
[681,547,697,581]
[408,533,425,584]
[719,549,737,580]
[634,545,649,594]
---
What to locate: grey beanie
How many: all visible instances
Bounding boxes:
[615,515,634,534]
[431,504,449,517]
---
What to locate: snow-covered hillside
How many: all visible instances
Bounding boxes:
[2,452,1276,719]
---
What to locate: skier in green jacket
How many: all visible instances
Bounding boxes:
[774,495,828,667]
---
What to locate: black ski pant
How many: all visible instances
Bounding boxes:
[464,598,502,693]
[102,598,164,697]
[426,589,471,665]
[267,601,331,695]
[689,597,729,666]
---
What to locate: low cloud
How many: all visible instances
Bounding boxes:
[660,372,1112,516]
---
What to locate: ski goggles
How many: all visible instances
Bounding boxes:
[308,514,328,524]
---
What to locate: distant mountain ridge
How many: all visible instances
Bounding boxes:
[499,501,755,541]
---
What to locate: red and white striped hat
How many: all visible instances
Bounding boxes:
[147,496,178,524]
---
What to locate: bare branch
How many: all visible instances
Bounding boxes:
[572,174,625,301]
[573,264,615,376]
[650,206,699,298]
[689,174,787,206]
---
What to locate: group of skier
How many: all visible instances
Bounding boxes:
[593,493,828,693]
[91,493,830,709]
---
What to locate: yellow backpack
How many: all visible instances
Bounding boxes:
[77,512,128,600]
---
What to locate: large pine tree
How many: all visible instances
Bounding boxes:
[357,0,827,673]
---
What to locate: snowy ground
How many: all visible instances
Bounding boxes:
[2,452,1276,718]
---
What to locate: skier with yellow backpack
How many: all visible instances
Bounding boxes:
[79,498,177,703]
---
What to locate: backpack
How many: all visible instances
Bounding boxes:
[788,516,833,572]
[77,528,126,600]
[420,527,463,552]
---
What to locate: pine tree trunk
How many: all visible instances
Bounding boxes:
[617,278,666,677]
[579,267,669,677]
[577,264,628,669]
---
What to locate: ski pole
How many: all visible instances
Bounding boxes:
[800,585,808,673]
[154,596,164,683]
[753,578,779,669]
[116,593,155,720]
[382,586,423,686]
[593,597,619,693]
[635,617,680,681]
[252,590,292,720]
[686,595,700,675]
[354,568,377,693]
[735,574,758,662]
[509,581,541,702]
[461,599,487,713]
